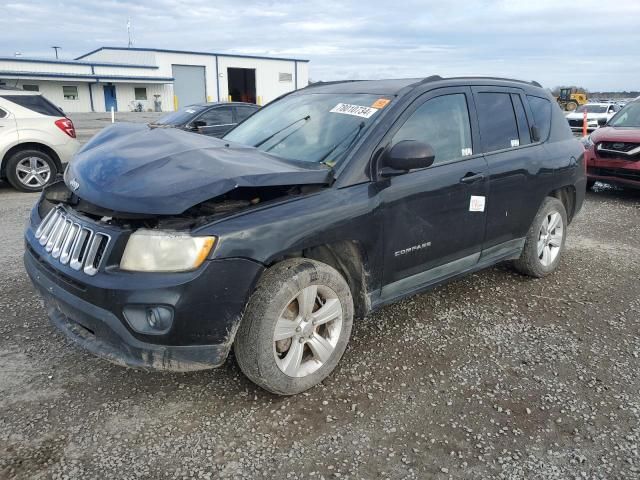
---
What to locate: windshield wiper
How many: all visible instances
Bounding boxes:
[253,115,311,148]
[318,121,365,165]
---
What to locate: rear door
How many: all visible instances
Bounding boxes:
[471,87,545,253]
[378,87,489,299]
[0,104,19,156]
[194,105,235,137]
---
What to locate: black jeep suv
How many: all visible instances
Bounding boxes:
[24,76,585,394]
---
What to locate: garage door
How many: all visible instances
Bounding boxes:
[172,65,206,108]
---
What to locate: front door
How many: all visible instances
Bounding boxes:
[103,85,117,112]
[378,87,489,301]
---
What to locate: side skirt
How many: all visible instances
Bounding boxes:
[370,237,525,311]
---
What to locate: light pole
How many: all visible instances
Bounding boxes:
[51,46,61,59]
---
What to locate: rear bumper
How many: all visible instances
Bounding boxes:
[24,235,264,371]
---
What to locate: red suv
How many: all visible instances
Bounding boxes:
[585,99,640,189]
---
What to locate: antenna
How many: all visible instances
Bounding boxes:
[51,46,61,59]
[127,18,133,48]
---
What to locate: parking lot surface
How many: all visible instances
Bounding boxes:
[1,184,639,479]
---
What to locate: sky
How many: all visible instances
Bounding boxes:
[2,0,639,91]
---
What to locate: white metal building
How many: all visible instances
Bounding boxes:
[0,47,309,113]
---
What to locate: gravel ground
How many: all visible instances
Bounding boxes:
[0,183,639,479]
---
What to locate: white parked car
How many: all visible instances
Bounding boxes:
[565,102,621,133]
[0,89,79,192]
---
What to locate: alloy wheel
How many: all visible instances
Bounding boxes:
[273,284,343,378]
[16,156,51,188]
[537,211,563,267]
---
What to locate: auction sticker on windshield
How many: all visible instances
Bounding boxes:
[330,103,378,118]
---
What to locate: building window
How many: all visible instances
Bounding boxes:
[63,86,78,100]
[279,72,293,82]
[134,87,147,100]
[22,84,39,92]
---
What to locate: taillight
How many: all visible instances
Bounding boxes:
[55,117,76,138]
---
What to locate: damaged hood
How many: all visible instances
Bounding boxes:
[65,123,333,215]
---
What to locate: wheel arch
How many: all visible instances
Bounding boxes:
[549,185,577,223]
[1,142,62,179]
[267,240,372,319]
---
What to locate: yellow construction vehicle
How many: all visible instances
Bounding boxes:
[556,88,588,111]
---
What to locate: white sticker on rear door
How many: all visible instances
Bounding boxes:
[469,195,486,212]
[330,103,378,118]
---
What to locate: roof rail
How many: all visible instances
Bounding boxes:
[443,76,543,87]
[303,79,364,90]
[418,75,443,84]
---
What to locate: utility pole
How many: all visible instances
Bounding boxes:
[127,18,132,48]
[51,46,61,59]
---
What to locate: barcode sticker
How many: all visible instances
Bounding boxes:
[330,103,378,118]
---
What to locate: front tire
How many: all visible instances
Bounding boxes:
[513,197,568,278]
[234,258,354,395]
[6,149,57,192]
[586,179,596,190]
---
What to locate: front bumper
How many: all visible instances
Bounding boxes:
[586,151,640,189]
[24,213,264,372]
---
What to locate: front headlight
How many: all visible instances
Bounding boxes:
[120,230,216,272]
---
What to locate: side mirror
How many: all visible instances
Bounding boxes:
[598,118,607,126]
[192,120,207,129]
[531,125,541,142]
[382,140,435,174]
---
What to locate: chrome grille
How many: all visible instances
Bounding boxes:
[34,207,111,276]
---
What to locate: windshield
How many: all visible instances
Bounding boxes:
[154,105,207,125]
[575,105,607,114]
[223,93,388,165]
[609,102,640,127]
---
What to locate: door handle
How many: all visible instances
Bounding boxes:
[460,172,485,184]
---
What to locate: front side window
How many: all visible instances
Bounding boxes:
[476,92,520,152]
[224,93,387,166]
[198,106,233,125]
[527,95,552,141]
[63,86,78,100]
[391,93,473,165]
[134,87,147,100]
[155,105,207,126]
[609,101,640,127]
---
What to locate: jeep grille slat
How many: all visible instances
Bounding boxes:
[34,207,111,276]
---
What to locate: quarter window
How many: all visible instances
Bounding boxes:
[511,94,531,146]
[134,87,147,100]
[392,93,473,166]
[526,95,552,141]
[475,92,520,152]
[63,86,78,100]
[0,108,6,118]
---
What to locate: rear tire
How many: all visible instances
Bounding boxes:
[513,197,568,278]
[234,258,353,395]
[565,100,579,112]
[6,149,57,192]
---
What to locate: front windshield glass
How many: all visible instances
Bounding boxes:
[609,102,640,127]
[224,93,388,166]
[154,105,207,125]
[575,105,607,114]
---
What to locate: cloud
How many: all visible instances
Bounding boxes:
[0,0,638,90]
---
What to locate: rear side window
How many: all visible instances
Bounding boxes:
[475,92,520,152]
[236,105,257,121]
[0,95,64,117]
[392,93,473,166]
[526,95,552,141]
